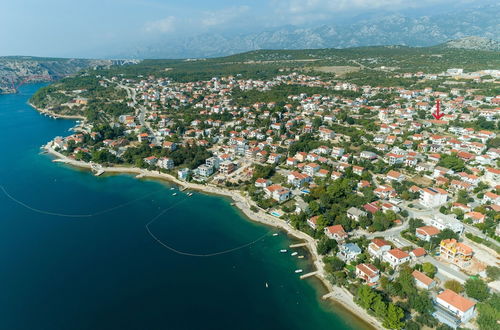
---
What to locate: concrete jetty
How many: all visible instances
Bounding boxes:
[300,271,319,279]
[290,242,308,248]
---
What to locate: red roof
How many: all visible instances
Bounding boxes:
[416,226,441,236]
[411,247,426,257]
[326,225,346,235]
[388,248,410,259]
[437,289,476,313]
[371,239,390,248]
[412,270,433,286]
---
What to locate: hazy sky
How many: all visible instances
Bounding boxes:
[0,0,489,58]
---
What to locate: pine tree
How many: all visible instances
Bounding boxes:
[383,303,404,329]
[356,285,376,310]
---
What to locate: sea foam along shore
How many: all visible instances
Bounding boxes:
[44,144,382,330]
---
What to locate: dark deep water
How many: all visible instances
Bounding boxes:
[0,84,365,330]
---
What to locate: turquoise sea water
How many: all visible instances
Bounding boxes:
[0,84,366,330]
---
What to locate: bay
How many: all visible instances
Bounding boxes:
[0,84,367,330]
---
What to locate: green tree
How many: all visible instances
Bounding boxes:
[356,285,377,310]
[410,292,433,314]
[422,262,437,278]
[372,296,387,319]
[323,256,345,273]
[383,303,405,329]
[476,294,500,330]
[397,267,417,296]
[486,266,500,281]
[465,278,490,302]
[444,280,464,293]
[317,236,338,255]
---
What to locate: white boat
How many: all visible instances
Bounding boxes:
[272,233,278,236]
[280,249,287,253]
[294,269,303,273]
[291,252,298,256]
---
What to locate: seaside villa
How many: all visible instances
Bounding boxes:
[433,289,476,329]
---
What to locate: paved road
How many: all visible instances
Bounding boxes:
[115,82,156,141]
[422,255,468,283]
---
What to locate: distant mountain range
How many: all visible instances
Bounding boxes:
[129,3,499,59]
[440,36,500,51]
[0,57,139,94]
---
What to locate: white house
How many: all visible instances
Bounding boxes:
[383,248,410,268]
[368,239,391,259]
[144,156,158,166]
[255,178,271,188]
[346,207,367,221]
[177,168,190,181]
[428,213,464,235]
[205,156,220,169]
[331,147,345,158]
[412,270,435,290]
[337,243,361,262]
[264,184,291,202]
[324,225,348,241]
[304,163,320,176]
[356,264,380,284]
[420,187,448,208]
[415,225,441,242]
[434,289,476,328]
[484,167,500,186]
[197,164,214,177]
[158,157,174,170]
[307,216,319,230]
[287,171,311,187]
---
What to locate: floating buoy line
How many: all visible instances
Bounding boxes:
[0,185,160,218]
[145,198,271,257]
[1,184,274,258]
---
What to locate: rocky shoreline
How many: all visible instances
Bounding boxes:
[29,102,85,120]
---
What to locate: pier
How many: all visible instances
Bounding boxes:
[289,242,308,248]
[300,271,318,279]
[321,292,335,300]
[90,163,104,176]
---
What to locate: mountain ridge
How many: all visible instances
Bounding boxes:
[126,3,499,59]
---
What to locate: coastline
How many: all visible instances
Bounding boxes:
[44,145,383,330]
[29,102,86,120]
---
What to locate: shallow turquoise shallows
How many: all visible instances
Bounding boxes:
[0,84,365,330]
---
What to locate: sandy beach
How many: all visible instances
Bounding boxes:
[44,144,383,330]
